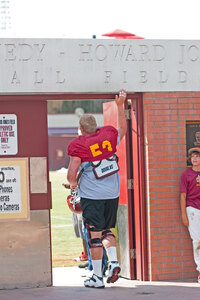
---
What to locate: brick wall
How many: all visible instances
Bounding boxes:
[143,92,200,281]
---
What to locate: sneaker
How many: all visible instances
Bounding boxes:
[78,262,89,268]
[107,261,121,284]
[81,269,93,278]
[198,273,200,283]
[84,274,105,288]
[102,264,108,277]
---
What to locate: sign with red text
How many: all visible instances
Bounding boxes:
[0,114,18,155]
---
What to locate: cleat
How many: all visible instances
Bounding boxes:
[107,262,121,284]
[84,274,105,288]
[78,262,89,268]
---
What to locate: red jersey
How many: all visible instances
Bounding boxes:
[68,126,118,162]
[180,167,200,209]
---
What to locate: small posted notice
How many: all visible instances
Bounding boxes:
[0,158,30,221]
[0,165,21,213]
[0,114,18,155]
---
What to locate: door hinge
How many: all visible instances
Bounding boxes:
[124,109,132,120]
[130,248,136,259]
[127,178,134,190]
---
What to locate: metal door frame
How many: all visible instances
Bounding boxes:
[0,92,148,281]
[131,93,148,281]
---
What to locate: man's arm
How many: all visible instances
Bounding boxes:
[67,156,81,189]
[115,90,127,140]
[180,192,189,226]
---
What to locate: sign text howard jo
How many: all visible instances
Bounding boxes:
[0,39,200,93]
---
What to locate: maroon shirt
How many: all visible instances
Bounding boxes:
[180,167,200,209]
[68,126,118,162]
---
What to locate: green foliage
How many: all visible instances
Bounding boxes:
[50,171,83,267]
[61,100,109,113]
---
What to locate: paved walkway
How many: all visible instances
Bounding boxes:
[0,267,199,300]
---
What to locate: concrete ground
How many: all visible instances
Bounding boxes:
[0,266,199,300]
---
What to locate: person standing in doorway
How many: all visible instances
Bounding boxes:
[180,146,200,283]
[67,90,127,288]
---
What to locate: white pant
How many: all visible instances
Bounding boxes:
[186,206,200,272]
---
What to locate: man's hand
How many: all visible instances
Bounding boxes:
[70,183,78,190]
[180,192,188,227]
[62,183,70,189]
[115,90,127,140]
[115,90,127,106]
[181,213,189,227]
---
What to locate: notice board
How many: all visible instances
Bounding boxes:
[0,158,30,221]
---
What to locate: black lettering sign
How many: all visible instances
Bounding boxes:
[0,171,5,183]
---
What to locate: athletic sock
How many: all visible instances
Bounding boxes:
[106,246,117,262]
[92,259,102,278]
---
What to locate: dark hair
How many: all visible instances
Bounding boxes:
[187,151,200,163]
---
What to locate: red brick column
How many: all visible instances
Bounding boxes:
[143,92,200,281]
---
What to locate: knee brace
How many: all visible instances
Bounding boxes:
[89,238,103,248]
[101,230,115,241]
[85,223,103,248]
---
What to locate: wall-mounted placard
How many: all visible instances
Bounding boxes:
[0,114,18,155]
[0,158,29,221]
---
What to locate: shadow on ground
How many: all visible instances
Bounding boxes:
[0,267,199,300]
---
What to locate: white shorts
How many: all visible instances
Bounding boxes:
[186,206,200,272]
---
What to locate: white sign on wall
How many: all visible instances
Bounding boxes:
[0,165,21,213]
[0,158,30,221]
[0,114,18,155]
[1,39,200,93]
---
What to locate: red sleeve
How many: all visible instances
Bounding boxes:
[180,171,188,193]
[68,138,84,157]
